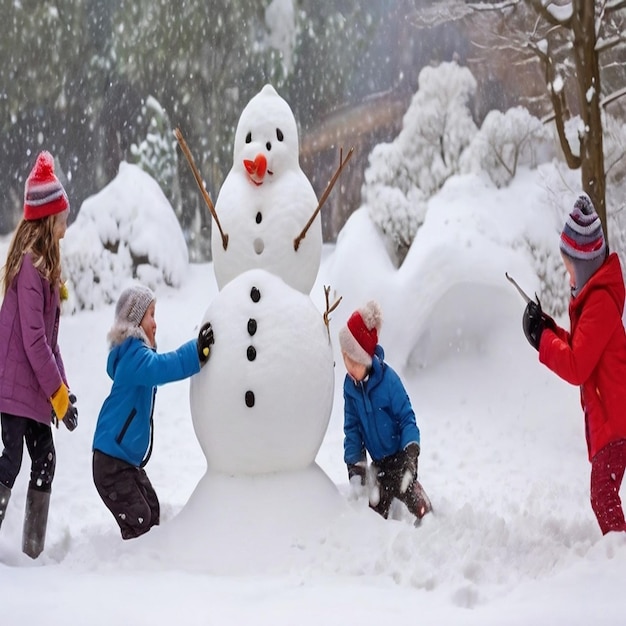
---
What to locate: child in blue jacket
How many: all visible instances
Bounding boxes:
[339,300,430,523]
[92,285,214,539]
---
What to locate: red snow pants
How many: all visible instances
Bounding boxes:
[590,439,626,535]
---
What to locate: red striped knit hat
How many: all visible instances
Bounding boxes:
[339,300,383,366]
[559,194,605,261]
[23,151,69,221]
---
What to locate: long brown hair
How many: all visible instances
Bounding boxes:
[1,215,62,296]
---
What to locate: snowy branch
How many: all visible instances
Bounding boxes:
[606,0,626,12]
[601,86,626,109]
[527,0,573,28]
[410,0,521,28]
[595,33,626,54]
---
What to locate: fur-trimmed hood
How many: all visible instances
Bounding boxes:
[107,321,152,350]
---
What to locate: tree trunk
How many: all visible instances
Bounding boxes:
[573,0,607,237]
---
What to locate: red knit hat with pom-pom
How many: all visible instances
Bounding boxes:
[339,300,383,366]
[23,151,69,221]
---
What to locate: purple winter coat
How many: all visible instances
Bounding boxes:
[0,253,67,424]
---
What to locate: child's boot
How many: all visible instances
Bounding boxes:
[0,482,10,530]
[22,487,50,558]
[411,480,433,526]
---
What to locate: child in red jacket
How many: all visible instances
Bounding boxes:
[523,194,626,535]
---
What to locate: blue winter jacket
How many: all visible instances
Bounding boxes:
[343,345,420,465]
[93,335,200,467]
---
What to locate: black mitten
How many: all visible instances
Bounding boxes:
[197,322,215,364]
[347,461,366,486]
[542,311,557,332]
[400,443,420,493]
[522,300,546,351]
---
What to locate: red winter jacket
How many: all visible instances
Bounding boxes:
[539,253,626,460]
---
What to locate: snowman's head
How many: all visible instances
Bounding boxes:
[233,85,300,185]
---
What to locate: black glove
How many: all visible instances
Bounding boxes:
[347,461,366,486]
[63,393,78,431]
[522,299,547,351]
[52,393,78,431]
[400,443,420,493]
[197,322,215,364]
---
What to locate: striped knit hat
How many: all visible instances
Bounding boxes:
[339,300,383,367]
[23,151,69,221]
[560,194,606,293]
[560,194,605,260]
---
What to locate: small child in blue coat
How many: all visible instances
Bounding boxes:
[92,285,214,539]
[339,300,431,523]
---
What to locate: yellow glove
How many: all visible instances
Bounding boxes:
[50,384,70,421]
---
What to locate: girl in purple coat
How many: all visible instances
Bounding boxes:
[0,151,77,558]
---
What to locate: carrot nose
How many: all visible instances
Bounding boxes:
[243,154,267,180]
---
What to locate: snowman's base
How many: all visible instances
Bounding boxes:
[151,463,349,575]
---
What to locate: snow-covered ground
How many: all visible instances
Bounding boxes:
[1,163,625,624]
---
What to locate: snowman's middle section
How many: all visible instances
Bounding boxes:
[190,269,335,475]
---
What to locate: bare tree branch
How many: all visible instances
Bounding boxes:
[601,85,626,108]
[595,34,626,54]
[606,0,626,13]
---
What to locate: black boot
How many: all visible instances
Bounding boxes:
[0,482,10,530]
[22,488,50,559]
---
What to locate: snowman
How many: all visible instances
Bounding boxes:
[210,84,322,295]
[165,85,347,574]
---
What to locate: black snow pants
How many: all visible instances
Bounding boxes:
[0,412,55,492]
[92,450,160,540]
[370,449,422,520]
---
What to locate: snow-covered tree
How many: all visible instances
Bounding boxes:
[600,112,626,263]
[462,106,554,188]
[0,0,112,233]
[130,96,182,221]
[363,61,478,266]
[415,0,626,238]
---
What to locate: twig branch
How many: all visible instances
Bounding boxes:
[174,127,229,250]
[323,284,342,342]
[294,147,354,251]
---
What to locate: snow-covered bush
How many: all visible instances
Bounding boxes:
[62,162,189,312]
[364,61,478,266]
[462,106,554,188]
[362,143,429,267]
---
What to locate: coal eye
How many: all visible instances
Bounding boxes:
[276,128,284,142]
[245,132,252,143]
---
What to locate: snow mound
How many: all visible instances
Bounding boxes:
[62,162,189,311]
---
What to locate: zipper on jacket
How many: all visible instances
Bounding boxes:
[115,408,137,444]
[140,389,157,468]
